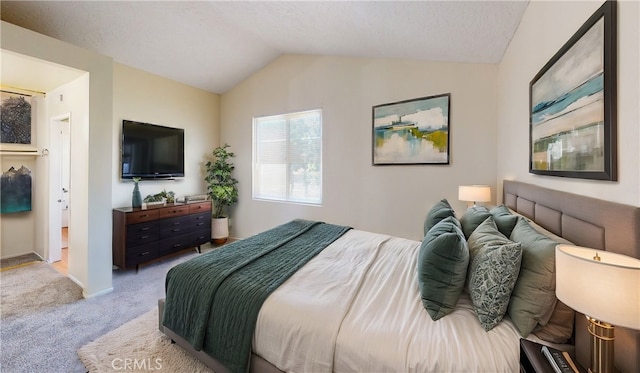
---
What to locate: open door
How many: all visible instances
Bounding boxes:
[48,113,70,263]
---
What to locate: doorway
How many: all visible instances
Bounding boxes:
[49,113,71,275]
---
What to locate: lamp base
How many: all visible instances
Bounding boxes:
[587,317,615,373]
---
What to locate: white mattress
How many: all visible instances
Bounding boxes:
[253,229,522,372]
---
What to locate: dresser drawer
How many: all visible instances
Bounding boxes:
[190,228,211,247]
[126,210,160,225]
[159,216,190,238]
[158,234,191,255]
[189,212,210,230]
[158,206,189,219]
[189,202,211,214]
[125,243,159,267]
[126,222,160,246]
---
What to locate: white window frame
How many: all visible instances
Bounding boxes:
[252,109,322,205]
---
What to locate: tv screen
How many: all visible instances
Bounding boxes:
[121,120,185,179]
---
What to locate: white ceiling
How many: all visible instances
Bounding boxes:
[1,1,529,94]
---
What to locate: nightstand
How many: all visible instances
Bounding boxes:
[520,339,586,373]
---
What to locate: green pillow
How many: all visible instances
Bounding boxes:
[418,216,469,321]
[490,205,520,238]
[466,217,522,331]
[423,199,455,236]
[459,206,491,239]
[507,218,558,337]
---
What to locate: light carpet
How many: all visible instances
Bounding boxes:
[78,308,213,372]
[0,261,83,319]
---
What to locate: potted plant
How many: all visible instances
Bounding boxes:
[143,190,175,206]
[204,144,238,244]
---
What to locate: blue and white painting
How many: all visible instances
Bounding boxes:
[373,93,450,165]
[1,166,32,214]
[531,18,605,172]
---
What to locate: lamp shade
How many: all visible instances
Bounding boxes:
[556,244,640,330]
[458,185,491,203]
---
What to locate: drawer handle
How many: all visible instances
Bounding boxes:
[173,243,182,248]
[141,214,149,218]
[140,251,150,256]
[196,216,204,220]
[196,222,204,227]
[140,235,149,239]
[140,227,150,231]
[173,222,182,226]
[172,228,181,232]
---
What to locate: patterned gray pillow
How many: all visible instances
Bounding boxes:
[467,218,522,331]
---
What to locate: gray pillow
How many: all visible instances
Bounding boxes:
[467,217,522,331]
[423,199,455,236]
[490,205,519,238]
[507,218,558,337]
[418,216,469,321]
[459,206,491,239]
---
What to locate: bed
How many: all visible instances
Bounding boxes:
[158,180,640,373]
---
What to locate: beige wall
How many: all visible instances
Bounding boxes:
[497,0,640,205]
[1,23,219,297]
[112,63,220,208]
[44,74,90,289]
[222,55,498,241]
[1,21,113,297]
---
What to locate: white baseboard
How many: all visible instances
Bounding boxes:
[0,250,42,261]
[82,285,113,299]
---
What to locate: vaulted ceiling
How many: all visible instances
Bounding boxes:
[1,1,529,94]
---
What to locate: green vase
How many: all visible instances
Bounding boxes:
[132,182,142,208]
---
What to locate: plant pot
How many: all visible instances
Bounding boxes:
[211,217,229,245]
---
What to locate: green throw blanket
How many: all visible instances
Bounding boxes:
[162,219,351,373]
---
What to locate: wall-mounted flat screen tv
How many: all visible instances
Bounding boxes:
[121,120,185,179]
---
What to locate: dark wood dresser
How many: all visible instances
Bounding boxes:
[112,201,211,270]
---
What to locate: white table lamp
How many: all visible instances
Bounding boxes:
[458,185,491,207]
[556,244,640,373]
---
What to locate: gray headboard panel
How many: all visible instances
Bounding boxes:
[503,180,640,373]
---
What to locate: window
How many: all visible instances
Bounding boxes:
[253,109,322,204]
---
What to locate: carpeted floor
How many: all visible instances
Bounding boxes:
[78,308,213,372]
[0,253,42,269]
[0,246,211,373]
[1,262,83,319]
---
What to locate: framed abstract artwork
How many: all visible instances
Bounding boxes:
[0,90,35,152]
[1,166,32,214]
[373,93,450,165]
[529,1,617,180]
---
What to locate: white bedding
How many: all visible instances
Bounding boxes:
[253,229,522,372]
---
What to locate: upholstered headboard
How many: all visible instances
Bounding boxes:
[503,180,640,373]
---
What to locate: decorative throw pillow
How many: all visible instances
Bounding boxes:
[533,300,575,344]
[423,199,455,236]
[490,205,520,238]
[521,218,575,343]
[467,217,522,331]
[459,206,491,239]
[418,216,469,321]
[507,218,558,337]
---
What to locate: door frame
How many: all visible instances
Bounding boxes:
[48,112,71,263]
